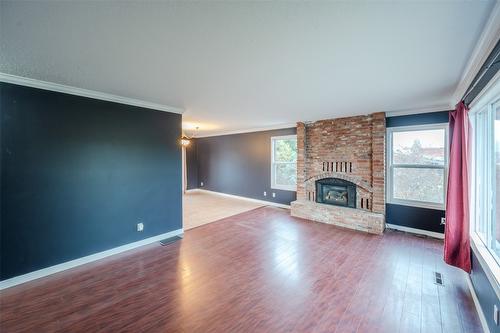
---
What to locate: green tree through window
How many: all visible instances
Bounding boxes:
[272,136,297,190]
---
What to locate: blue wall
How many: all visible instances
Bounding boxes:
[191,112,451,212]
[193,128,297,205]
[385,111,450,234]
[0,83,183,280]
[470,250,500,333]
[385,111,449,127]
[185,140,198,190]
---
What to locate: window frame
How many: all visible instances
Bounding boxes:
[470,105,492,246]
[270,134,297,191]
[469,72,500,291]
[386,123,449,210]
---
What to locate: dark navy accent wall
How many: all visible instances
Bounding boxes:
[385,111,449,127]
[195,128,297,205]
[470,250,499,333]
[386,203,445,233]
[386,111,450,234]
[185,139,198,190]
[0,82,183,280]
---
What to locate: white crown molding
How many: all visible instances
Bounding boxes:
[198,107,451,137]
[0,228,184,290]
[0,73,184,114]
[195,123,297,138]
[384,104,451,117]
[451,2,500,105]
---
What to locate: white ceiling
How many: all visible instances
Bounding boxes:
[0,1,495,136]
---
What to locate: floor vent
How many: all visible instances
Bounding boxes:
[160,235,182,246]
[434,272,444,286]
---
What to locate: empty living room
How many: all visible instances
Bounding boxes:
[1,1,500,332]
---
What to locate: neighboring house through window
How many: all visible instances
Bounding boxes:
[271,135,297,191]
[386,124,449,210]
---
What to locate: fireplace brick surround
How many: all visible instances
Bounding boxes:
[291,112,386,234]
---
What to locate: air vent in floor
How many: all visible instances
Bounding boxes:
[160,235,182,246]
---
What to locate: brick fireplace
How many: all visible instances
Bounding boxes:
[290,112,386,234]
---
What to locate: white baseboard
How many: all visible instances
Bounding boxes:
[467,275,491,333]
[0,228,183,290]
[187,188,291,209]
[386,223,444,239]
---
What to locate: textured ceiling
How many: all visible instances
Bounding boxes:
[0,1,495,136]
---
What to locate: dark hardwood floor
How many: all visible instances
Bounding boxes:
[0,207,482,333]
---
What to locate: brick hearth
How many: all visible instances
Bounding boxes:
[291,112,386,234]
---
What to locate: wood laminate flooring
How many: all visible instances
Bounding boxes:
[0,207,482,332]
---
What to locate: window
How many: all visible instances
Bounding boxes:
[470,81,500,268]
[271,135,297,191]
[493,101,500,261]
[386,124,448,209]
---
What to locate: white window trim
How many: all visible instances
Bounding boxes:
[271,134,297,191]
[386,123,449,210]
[469,70,500,293]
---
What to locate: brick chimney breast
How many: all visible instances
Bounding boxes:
[291,113,386,235]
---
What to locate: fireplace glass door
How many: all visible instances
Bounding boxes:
[315,178,356,208]
[322,185,348,205]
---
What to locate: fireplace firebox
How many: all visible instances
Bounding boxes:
[316,178,356,208]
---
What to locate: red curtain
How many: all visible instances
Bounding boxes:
[444,101,471,273]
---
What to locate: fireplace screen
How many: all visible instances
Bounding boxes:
[316,178,356,208]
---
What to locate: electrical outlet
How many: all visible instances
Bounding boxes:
[441,217,446,225]
[494,304,499,326]
[137,222,144,232]
[200,181,204,187]
[263,191,267,196]
[272,192,276,198]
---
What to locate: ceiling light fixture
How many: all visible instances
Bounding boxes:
[181,135,191,147]
[180,126,199,147]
